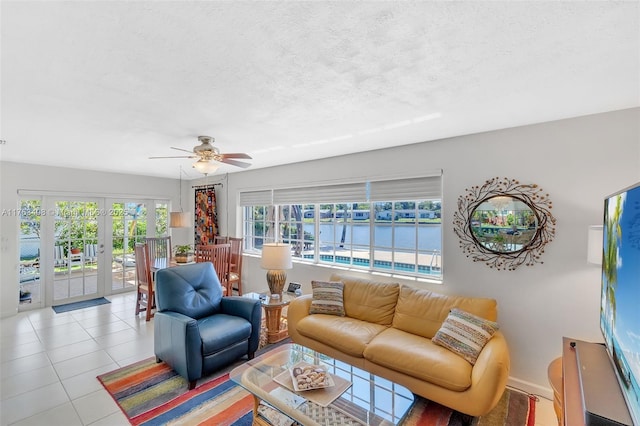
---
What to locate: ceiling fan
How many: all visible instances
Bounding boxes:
[149,136,252,173]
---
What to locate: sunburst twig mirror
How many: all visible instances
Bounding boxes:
[453,177,556,270]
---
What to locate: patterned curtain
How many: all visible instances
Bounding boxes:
[194,186,219,245]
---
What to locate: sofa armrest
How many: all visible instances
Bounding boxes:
[287,294,313,342]
[154,311,202,382]
[467,331,511,414]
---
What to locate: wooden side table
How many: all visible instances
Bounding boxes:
[262,294,292,343]
[243,292,296,344]
[548,356,563,425]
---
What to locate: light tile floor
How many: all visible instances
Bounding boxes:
[1,292,559,425]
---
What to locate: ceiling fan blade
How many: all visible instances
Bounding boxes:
[149,155,197,159]
[219,158,252,168]
[170,147,195,154]
[220,153,252,159]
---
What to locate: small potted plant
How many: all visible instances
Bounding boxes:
[174,245,193,263]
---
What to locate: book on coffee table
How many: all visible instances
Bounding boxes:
[269,386,305,409]
[258,401,297,426]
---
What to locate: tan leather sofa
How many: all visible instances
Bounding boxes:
[287,273,510,417]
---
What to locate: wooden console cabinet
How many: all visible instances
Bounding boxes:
[560,336,586,426]
[548,337,587,425]
[552,337,636,426]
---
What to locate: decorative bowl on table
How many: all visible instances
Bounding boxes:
[289,362,335,391]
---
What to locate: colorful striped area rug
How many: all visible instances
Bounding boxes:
[98,358,253,425]
[98,357,535,426]
[404,389,536,426]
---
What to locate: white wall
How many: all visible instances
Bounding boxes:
[0,162,188,317]
[213,108,639,397]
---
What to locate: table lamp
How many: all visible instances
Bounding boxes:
[260,243,293,296]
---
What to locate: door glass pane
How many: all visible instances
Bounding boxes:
[156,202,168,236]
[19,199,42,308]
[111,202,146,291]
[53,201,100,302]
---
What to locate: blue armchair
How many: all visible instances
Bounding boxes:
[153,262,262,389]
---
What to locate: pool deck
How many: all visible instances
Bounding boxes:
[302,248,442,271]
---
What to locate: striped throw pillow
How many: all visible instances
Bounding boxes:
[309,281,345,316]
[431,308,499,365]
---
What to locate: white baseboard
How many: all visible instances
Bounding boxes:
[508,376,554,400]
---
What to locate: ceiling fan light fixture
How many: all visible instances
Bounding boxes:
[193,136,220,158]
[193,159,218,175]
[151,135,251,169]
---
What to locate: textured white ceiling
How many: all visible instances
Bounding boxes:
[1,1,639,180]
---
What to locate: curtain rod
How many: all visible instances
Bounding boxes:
[192,183,223,189]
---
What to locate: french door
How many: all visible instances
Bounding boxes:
[108,201,148,293]
[17,195,169,311]
[50,199,105,305]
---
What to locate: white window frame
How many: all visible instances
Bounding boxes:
[240,173,442,281]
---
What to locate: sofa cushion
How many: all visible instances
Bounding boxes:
[432,308,499,365]
[296,314,387,358]
[364,327,473,391]
[392,286,497,339]
[330,274,399,326]
[309,281,345,316]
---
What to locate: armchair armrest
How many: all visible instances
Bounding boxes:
[220,296,261,322]
[154,311,203,382]
[220,296,262,353]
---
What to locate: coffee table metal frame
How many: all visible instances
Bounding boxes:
[229,343,415,426]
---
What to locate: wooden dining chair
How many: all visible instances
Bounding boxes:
[195,243,231,295]
[213,235,228,244]
[134,243,155,321]
[227,237,243,295]
[145,236,172,266]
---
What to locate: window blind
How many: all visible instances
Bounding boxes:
[241,173,441,206]
[369,175,442,201]
[273,182,367,204]
[239,190,273,206]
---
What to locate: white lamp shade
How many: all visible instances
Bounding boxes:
[193,159,219,175]
[260,243,293,270]
[169,212,192,228]
[587,225,603,265]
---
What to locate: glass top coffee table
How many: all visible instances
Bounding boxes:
[229,343,414,426]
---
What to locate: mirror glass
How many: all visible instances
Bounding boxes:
[469,196,538,253]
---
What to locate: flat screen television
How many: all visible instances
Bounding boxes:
[600,181,640,425]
